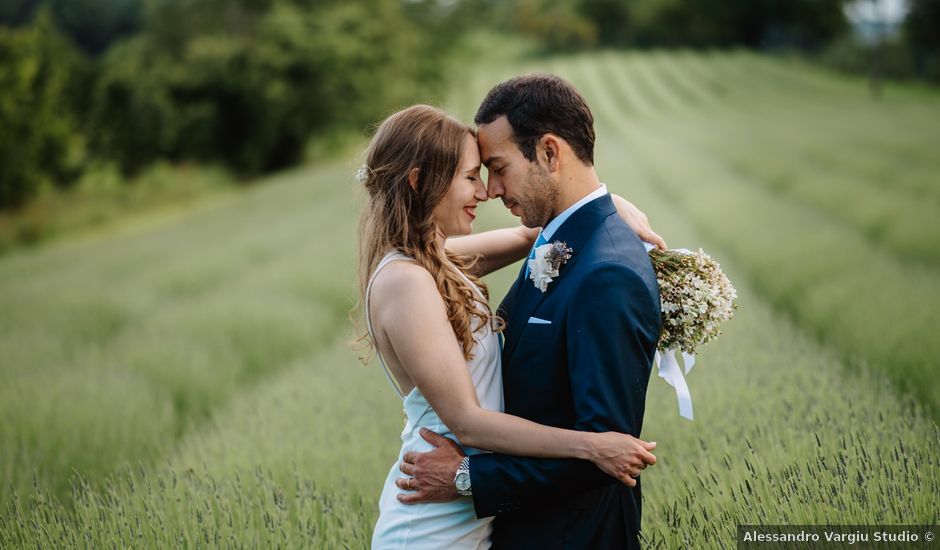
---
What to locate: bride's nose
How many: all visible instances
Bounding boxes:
[473,180,488,201]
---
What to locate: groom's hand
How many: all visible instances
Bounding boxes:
[396,428,465,504]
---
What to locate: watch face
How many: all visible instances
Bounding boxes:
[456,473,471,491]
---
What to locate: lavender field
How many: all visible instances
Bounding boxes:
[2,51,938,548]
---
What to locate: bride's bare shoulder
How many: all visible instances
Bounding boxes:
[370,260,441,309]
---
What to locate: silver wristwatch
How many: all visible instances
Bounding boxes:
[454,456,472,496]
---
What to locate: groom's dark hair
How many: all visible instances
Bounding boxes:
[474,73,595,165]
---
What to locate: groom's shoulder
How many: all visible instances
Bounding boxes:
[590,212,652,266]
[575,214,658,294]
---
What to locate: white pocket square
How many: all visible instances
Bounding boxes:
[527,316,551,325]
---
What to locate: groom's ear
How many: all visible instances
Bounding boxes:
[538,134,562,173]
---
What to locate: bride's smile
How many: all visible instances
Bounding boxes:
[431,133,488,239]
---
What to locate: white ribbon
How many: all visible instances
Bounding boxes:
[643,241,698,419]
[653,348,695,420]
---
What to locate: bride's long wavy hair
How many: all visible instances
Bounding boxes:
[355,105,502,361]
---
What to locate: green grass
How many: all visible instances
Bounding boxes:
[556,50,940,419]
[1,51,939,548]
[0,163,233,256]
[1,339,400,548]
[0,161,361,504]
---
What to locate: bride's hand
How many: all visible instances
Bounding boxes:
[611,195,667,250]
[587,432,657,487]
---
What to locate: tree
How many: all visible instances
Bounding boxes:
[91,0,430,176]
[905,0,940,50]
[0,0,142,55]
[584,0,847,50]
[0,10,87,210]
[904,0,940,80]
[579,0,632,46]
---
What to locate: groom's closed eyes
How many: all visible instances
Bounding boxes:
[485,162,507,180]
[482,155,506,171]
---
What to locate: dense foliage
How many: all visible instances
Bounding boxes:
[2,0,938,213]
[90,0,425,175]
[904,0,940,79]
[0,10,88,209]
[0,0,141,54]
[0,0,446,210]
[477,0,847,51]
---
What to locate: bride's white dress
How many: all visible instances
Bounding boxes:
[367,251,504,550]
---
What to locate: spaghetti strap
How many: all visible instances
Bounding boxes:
[365,251,412,398]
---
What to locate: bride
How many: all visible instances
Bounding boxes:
[358,104,662,549]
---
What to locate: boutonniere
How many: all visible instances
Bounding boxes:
[528,241,573,292]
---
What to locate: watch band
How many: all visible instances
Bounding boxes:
[454,456,472,496]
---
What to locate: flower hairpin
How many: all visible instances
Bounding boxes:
[355,164,370,184]
[528,241,573,292]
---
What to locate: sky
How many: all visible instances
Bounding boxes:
[843,0,909,25]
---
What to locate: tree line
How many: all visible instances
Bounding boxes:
[0,0,461,211]
[2,0,938,212]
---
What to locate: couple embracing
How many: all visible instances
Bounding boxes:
[358,74,665,549]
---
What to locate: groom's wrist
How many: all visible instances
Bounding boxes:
[454,456,472,496]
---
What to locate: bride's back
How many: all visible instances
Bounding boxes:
[365,250,502,410]
[366,249,503,550]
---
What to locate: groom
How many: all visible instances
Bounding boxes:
[398,74,662,549]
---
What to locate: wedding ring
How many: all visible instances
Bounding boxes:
[407,478,414,490]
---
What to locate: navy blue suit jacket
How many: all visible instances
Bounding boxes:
[469,193,661,549]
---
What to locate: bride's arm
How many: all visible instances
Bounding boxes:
[446,194,666,277]
[371,263,656,484]
[446,226,539,277]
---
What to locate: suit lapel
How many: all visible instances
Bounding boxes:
[501,194,618,365]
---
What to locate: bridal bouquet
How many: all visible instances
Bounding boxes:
[649,248,737,355]
[647,247,737,420]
